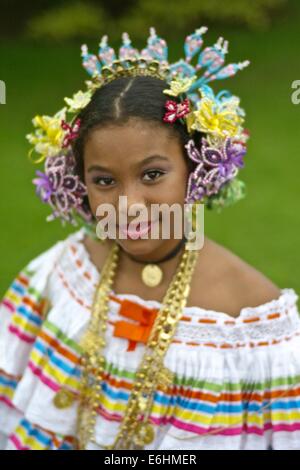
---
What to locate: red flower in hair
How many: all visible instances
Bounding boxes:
[61,118,81,148]
[163,98,190,124]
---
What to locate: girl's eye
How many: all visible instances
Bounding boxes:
[142,169,165,182]
[92,176,115,187]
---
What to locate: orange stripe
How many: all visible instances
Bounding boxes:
[243,385,300,402]
[267,313,281,320]
[56,267,91,309]
[70,245,77,255]
[198,318,217,324]
[243,317,260,323]
[38,329,80,365]
[0,368,22,380]
[17,275,30,287]
[181,316,191,322]
[23,296,44,316]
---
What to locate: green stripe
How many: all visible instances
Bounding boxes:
[44,320,83,354]
[18,267,43,301]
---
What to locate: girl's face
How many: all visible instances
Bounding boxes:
[83,117,189,257]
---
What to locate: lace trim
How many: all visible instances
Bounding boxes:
[172,309,300,346]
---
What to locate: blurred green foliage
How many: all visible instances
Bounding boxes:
[23,0,290,43]
[116,0,289,37]
[26,2,106,41]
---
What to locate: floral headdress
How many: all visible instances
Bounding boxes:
[26,27,250,227]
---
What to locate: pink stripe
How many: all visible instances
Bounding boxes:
[9,434,30,450]
[151,416,300,436]
[271,422,300,433]
[1,299,15,313]
[153,416,240,436]
[8,324,35,344]
[0,395,15,409]
[151,416,267,436]
[98,406,122,423]
[243,421,272,435]
[28,361,60,392]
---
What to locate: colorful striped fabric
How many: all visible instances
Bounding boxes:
[0,370,18,408]
[3,268,45,344]
[1,227,300,450]
[8,418,76,450]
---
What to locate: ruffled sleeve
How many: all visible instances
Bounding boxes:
[0,237,66,448]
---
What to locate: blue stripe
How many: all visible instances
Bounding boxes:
[101,382,219,414]
[20,419,74,450]
[21,419,52,446]
[11,281,25,296]
[247,399,300,413]
[0,375,17,388]
[59,442,74,450]
[101,381,129,402]
[16,305,42,326]
[34,339,81,378]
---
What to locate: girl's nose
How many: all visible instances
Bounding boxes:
[118,194,148,223]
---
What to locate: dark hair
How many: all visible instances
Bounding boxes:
[71,75,200,216]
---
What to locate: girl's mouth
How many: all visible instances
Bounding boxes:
[118,220,157,239]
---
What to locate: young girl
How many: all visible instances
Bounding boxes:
[0,28,299,450]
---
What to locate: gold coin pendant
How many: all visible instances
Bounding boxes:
[141,264,163,287]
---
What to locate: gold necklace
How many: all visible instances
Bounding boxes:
[127,237,187,288]
[76,236,199,450]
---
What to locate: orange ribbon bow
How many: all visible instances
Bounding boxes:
[112,298,158,351]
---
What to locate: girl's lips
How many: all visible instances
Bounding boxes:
[118,220,158,239]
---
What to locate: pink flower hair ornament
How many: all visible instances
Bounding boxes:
[32,152,93,227]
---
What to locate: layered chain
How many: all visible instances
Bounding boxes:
[76,238,199,450]
[76,242,120,449]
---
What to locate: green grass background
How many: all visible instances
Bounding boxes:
[0,6,299,298]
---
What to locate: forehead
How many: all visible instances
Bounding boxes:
[84,119,182,165]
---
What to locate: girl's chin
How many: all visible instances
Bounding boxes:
[116,236,163,256]
[117,235,160,246]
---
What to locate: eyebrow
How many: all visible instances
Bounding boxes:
[87,154,170,173]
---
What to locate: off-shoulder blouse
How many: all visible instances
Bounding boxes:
[0,228,299,450]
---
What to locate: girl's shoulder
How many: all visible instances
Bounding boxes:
[190,236,282,318]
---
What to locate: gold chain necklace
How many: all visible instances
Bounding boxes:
[76,237,199,450]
